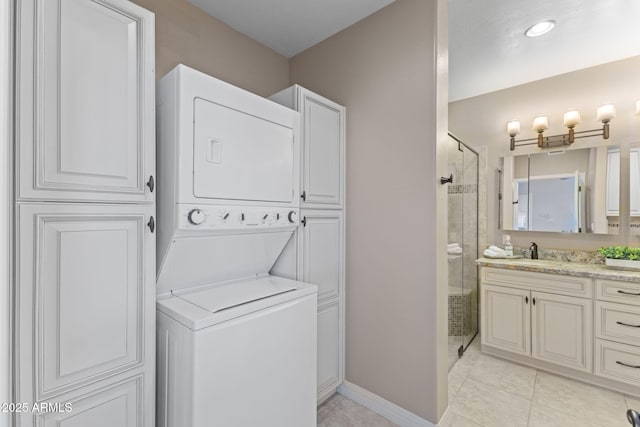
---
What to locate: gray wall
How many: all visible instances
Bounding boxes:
[290,0,448,422]
[450,55,640,250]
[131,0,289,96]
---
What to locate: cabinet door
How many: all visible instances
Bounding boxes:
[300,210,344,303]
[317,301,342,404]
[17,0,155,202]
[481,284,530,355]
[16,203,155,411]
[531,292,592,372]
[606,149,620,215]
[300,89,345,209]
[630,149,640,215]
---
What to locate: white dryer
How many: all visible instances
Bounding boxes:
[155,65,317,427]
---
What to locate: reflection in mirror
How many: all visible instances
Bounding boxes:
[631,144,640,235]
[501,146,619,234]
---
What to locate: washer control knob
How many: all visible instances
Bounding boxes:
[287,210,297,223]
[187,209,205,225]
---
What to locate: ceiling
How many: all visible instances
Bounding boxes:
[188,0,640,101]
[449,0,640,101]
[188,0,397,58]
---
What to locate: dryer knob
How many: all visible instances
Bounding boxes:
[187,209,205,225]
[287,210,297,223]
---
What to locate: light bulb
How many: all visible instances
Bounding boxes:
[563,110,581,128]
[532,115,549,132]
[597,104,616,123]
[507,120,521,137]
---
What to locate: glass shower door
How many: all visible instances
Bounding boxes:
[447,133,478,371]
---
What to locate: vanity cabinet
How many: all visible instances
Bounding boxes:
[481,264,640,394]
[594,279,640,387]
[481,277,592,372]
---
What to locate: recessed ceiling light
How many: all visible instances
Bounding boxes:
[524,20,556,38]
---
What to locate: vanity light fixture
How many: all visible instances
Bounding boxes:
[507,105,615,151]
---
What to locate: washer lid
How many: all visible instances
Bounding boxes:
[178,277,297,313]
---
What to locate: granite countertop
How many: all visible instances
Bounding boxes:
[476,257,640,283]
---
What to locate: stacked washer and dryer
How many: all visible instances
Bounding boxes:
[155,65,318,427]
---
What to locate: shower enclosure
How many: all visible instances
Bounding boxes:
[446,133,479,370]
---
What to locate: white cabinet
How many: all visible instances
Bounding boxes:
[481,284,530,356]
[481,268,593,373]
[317,301,341,403]
[606,149,620,216]
[270,85,345,209]
[15,204,155,426]
[300,210,344,303]
[631,149,640,216]
[301,211,344,403]
[13,1,155,425]
[270,86,346,404]
[531,292,592,371]
[606,148,640,216]
[16,0,155,203]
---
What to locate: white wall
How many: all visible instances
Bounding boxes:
[1,1,11,426]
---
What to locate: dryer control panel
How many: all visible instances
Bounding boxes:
[177,205,299,230]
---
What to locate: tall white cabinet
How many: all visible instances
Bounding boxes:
[14,1,155,425]
[270,85,346,404]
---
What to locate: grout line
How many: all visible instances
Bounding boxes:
[525,369,539,426]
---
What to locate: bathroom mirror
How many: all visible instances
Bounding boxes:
[501,145,619,234]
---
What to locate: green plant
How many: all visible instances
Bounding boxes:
[598,246,640,261]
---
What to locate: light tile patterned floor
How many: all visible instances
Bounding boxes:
[320,338,640,426]
[442,339,637,427]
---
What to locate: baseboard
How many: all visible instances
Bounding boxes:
[337,381,436,427]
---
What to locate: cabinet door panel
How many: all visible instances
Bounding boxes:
[301,90,344,208]
[481,284,530,355]
[317,302,341,402]
[300,211,343,302]
[531,292,592,372]
[17,0,154,202]
[17,203,154,402]
[38,376,142,427]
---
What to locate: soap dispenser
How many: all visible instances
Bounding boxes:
[503,234,513,257]
[530,242,539,259]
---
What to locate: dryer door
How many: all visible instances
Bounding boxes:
[193,98,295,203]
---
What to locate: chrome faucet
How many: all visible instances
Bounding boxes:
[530,242,539,259]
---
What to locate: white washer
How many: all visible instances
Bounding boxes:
[155,65,316,427]
[157,276,316,427]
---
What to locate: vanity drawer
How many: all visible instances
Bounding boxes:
[595,339,640,387]
[596,279,640,306]
[481,267,592,298]
[595,301,640,346]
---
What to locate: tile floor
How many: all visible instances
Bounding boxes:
[317,393,398,426]
[319,338,640,426]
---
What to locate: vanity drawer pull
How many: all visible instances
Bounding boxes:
[616,321,640,328]
[616,361,640,369]
[617,290,640,296]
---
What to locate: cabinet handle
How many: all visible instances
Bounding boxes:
[301,190,306,201]
[147,216,155,233]
[617,290,640,296]
[147,175,155,192]
[532,297,536,305]
[616,321,640,328]
[440,174,453,185]
[301,216,307,227]
[525,296,529,304]
[616,361,640,369]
